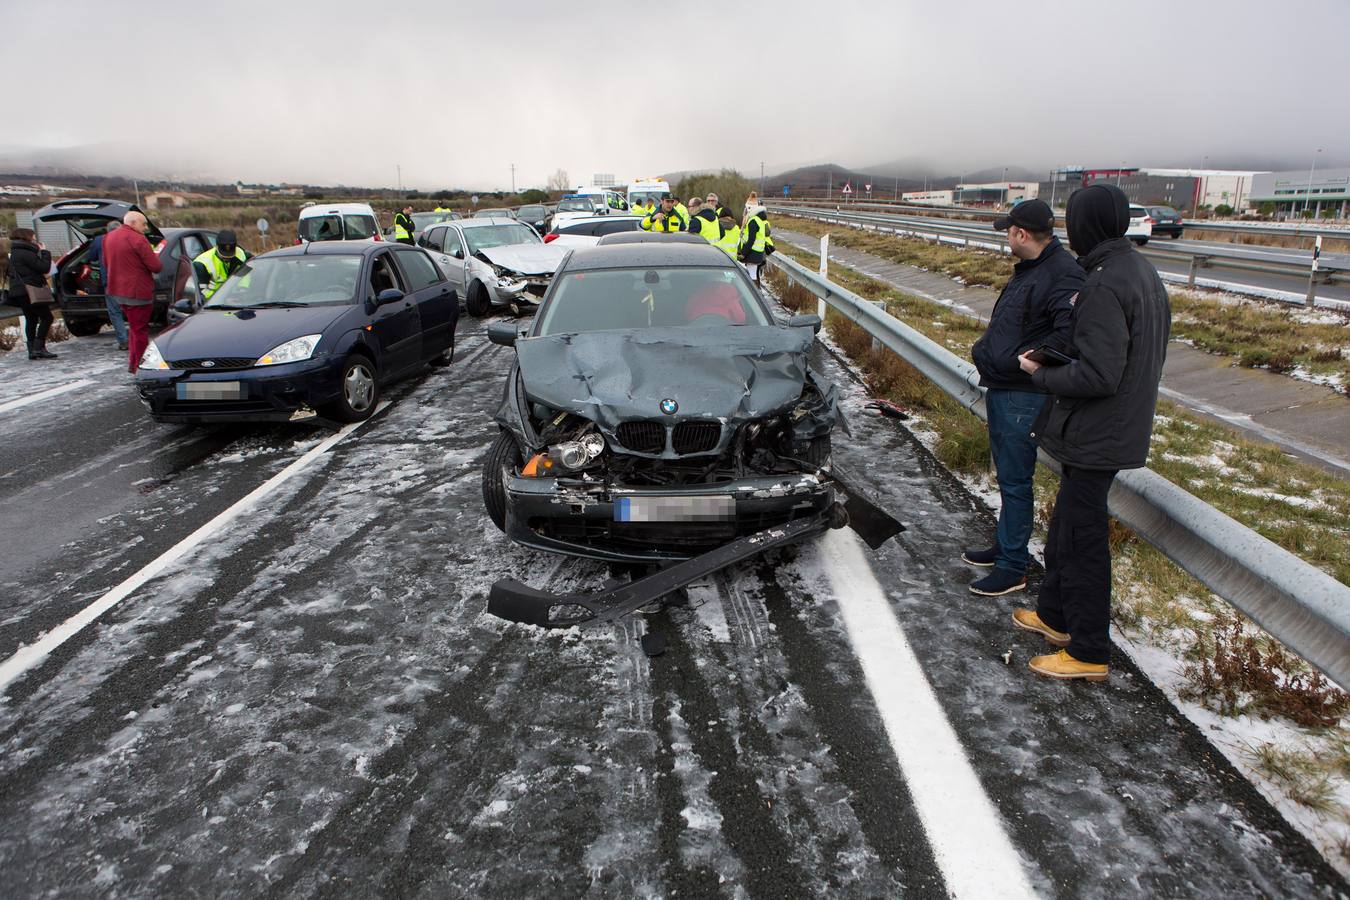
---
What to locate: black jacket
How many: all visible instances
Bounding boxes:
[971,237,1081,391]
[740,215,767,264]
[7,239,51,297]
[1031,236,1170,470]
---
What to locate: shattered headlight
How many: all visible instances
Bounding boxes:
[552,432,605,469]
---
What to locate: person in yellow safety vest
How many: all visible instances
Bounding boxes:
[393,206,415,244]
[641,194,687,233]
[433,205,453,214]
[192,230,250,303]
[633,198,653,219]
[673,197,689,222]
[738,205,770,285]
[716,211,741,257]
[705,192,729,219]
[686,198,720,244]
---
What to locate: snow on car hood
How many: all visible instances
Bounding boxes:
[477,244,568,276]
[515,325,813,427]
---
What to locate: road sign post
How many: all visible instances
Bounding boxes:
[1306,234,1322,307]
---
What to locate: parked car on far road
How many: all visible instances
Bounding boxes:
[517,204,550,234]
[473,208,516,219]
[1147,205,1184,239]
[298,202,381,243]
[1126,204,1153,246]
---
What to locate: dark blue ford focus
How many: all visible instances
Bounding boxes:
[136,242,458,423]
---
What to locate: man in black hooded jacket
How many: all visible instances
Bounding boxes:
[1010,183,1170,682]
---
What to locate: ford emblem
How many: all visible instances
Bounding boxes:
[660,398,678,415]
[202,360,216,367]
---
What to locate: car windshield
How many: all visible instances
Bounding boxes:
[204,255,362,308]
[412,212,451,229]
[465,223,540,254]
[537,267,769,336]
[474,208,512,218]
[299,214,376,242]
[519,205,546,219]
[557,199,592,212]
[1152,206,1178,217]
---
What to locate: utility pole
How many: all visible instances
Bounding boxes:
[510,162,516,194]
[894,175,899,202]
[1304,148,1322,217]
[827,170,832,200]
[396,164,402,192]
[759,161,765,198]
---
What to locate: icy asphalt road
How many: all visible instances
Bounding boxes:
[0,326,1344,898]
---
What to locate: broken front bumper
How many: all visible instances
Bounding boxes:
[504,471,835,564]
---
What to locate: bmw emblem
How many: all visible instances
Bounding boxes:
[660,398,678,415]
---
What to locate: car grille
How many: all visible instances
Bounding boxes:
[167,357,257,371]
[531,508,806,555]
[672,421,721,454]
[616,421,666,454]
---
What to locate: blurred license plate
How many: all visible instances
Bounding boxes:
[614,495,735,523]
[177,381,243,400]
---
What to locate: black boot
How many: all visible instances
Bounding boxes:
[34,340,58,360]
[27,343,39,360]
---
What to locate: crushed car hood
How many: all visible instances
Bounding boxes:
[515,325,815,427]
[478,244,568,275]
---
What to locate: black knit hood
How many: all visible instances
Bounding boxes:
[1066,183,1130,257]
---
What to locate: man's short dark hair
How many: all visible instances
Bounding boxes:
[1022,224,1054,240]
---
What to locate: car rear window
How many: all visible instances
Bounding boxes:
[299,214,377,242]
[205,255,363,308]
[519,205,546,218]
[537,267,768,336]
[557,199,592,212]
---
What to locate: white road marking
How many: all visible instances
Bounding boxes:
[0,379,97,415]
[0,402,389,692]
[817,528,1037,899]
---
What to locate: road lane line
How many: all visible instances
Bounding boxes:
[0,380,97,415]
[817,529,1038,899]
[0,402,388,693]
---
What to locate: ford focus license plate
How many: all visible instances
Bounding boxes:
[177,381,244,400]
[614,495,735,523]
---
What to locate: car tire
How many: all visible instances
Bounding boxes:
[1133,237,1149,246]
[482,430,523,532]
[63,317,102,337]
[466,282,492,318]
[805,434,832,468]
[429,342,454,368]
[321,354,380,422]
[1170,231,1182,239]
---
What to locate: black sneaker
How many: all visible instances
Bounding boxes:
[969,568,1028,596]
[961,546,998,567]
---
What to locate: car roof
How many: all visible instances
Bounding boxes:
[452,217,525,228]
[558,214,644,224]
[259,240,391,258]
[299,203,376,216]
[563,241,735,271]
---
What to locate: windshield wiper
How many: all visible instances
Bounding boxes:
[250,301,310,308]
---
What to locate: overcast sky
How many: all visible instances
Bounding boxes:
[5,0,1345,189]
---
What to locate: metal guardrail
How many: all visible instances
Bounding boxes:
[771,198,1350,243]
[768,204,1349,307]
[767,250,1350,691]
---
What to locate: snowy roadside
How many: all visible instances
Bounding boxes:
[763,277,1350,879]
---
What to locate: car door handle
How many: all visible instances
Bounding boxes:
[404,301,413,308]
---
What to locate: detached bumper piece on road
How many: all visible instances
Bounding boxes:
[488,467,903,628]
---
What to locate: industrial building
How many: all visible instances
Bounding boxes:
[1036,167,1260,213]
[1248,168,1350,219]
[901,189,956,206]
[954,182,1038,206]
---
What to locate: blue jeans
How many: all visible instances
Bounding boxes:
[986,388,1047,575]
[105,292,128,344]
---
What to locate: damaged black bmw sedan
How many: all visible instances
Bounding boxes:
[481,239,840,564]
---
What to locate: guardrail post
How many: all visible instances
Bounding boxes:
[870,301,885,351]
[1306,234,1322,307]
[818,234,830,319]
[1187,255,1199,287]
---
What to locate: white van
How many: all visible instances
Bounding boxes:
[573,188,627,214]
[297,202,381,243]
[626,179,672,210]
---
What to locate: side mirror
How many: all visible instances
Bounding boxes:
[487,321,519,347]
[376,288,405,306]
[451,249,464,260]
[788,313,822,334]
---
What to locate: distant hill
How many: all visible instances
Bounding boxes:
[765,163,930,199]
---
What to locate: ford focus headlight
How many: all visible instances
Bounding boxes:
[141,340,169,370]
[257,333,322,366]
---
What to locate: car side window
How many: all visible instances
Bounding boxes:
[181,234,207,260]
[443,228,464,258]
[598,219,639,236]
[421,227,443,251]
[393,248,444,292]
[369,253,405,297]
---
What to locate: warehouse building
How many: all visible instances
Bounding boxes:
[1248,168,1350,219]
[954,182,1038,206]
[1037,167,1260,213]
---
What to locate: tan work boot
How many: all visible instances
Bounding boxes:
[1011,608,1070,647]
[1029,649,1109,682]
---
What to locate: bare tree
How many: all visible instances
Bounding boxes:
[546,168,571,193]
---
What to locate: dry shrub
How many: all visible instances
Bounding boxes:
[1180,613,1350,727]
[0,327,17,352]
[46,320,71,343]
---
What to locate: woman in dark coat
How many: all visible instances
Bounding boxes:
[6,228,57,359]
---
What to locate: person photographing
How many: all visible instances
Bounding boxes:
[1011,183,1170,682]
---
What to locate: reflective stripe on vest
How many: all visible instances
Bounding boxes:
[394,213,413,240]
[193,246,247,299]
[716,223,740,255]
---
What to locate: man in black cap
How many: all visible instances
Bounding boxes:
[192,230,250,305]
[963,199,1082,597]
[1011,183,1170,682]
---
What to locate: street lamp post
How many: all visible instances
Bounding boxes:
[1305,148,1323,218]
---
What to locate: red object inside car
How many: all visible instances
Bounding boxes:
[684,283,746,325]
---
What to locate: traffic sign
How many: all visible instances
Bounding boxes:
[841,183,853,194]
[783,184,791,197]
[256,217,269,234]
[471,195,479,206]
